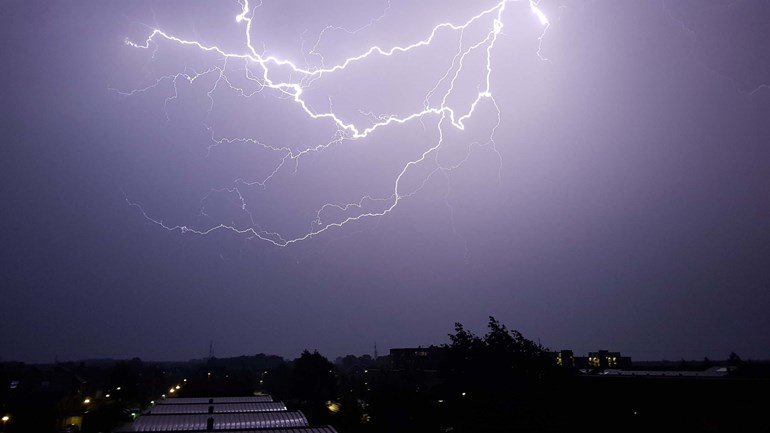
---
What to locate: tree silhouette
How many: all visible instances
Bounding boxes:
[440,316,556,432]
[445,316,550,379]
[291,350,337,405]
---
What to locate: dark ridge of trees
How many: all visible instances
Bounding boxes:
[199,353,286,372]
[334,353,389,375]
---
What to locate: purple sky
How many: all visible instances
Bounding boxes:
[2,0,769,364]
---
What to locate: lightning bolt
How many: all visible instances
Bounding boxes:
[117,0,550,247]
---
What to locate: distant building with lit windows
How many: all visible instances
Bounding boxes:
[555,350,575,368]
[551,349,632,371]
[587,350,631,370]
[390,346,446,371]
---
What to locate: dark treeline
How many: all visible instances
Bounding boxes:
[2,317,769,432]
[183,317,770,433]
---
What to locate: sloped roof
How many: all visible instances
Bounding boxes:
[156,428,338,433]
[147,402,287,414]
[128,411,307,431]
[155,396,273,405]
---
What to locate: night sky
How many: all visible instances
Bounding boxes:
[2,0,769,364]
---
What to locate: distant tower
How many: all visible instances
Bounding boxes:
[209,341,214,359]
[374,342,378,359]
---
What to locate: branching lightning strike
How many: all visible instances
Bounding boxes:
[119,0,550,247]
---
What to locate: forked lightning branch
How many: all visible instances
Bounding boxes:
[119,0,549,247]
